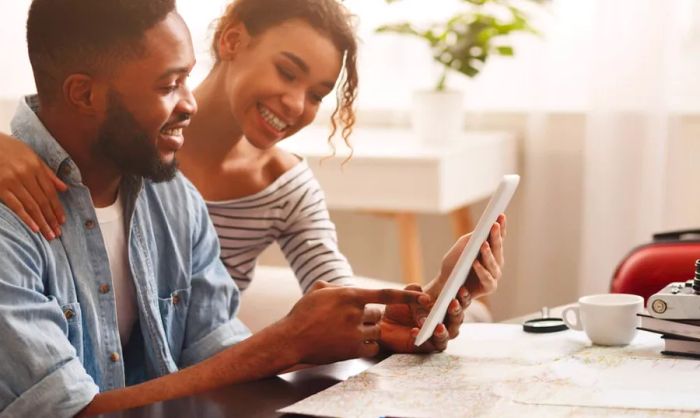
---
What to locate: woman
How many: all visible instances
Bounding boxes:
[180,0,360,293]
[0,0,505,341]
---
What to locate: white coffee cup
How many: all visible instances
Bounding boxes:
[562,293,644,346]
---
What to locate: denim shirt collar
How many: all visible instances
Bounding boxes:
[10,95,144,202]
[10,95,81,184]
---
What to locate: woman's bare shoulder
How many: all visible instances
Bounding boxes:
[264,147,303,179]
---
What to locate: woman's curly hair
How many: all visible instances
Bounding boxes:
[212,0,358,154]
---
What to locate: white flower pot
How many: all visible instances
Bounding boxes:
[411,90,464,146]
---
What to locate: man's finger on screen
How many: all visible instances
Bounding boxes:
[352,288,431,307]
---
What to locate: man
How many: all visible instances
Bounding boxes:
[0,1,452,416]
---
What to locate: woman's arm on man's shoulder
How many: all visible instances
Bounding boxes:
[0,131,67,239]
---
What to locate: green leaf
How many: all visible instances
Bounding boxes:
[495,45,514,56]
[461,64,480,77]
[375,23,422,38]
[476,27,497,44]
[377,0,543,85]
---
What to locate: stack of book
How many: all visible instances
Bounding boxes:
[638,313,700,358]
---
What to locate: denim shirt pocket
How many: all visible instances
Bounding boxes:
[157,287,191,360]
[60,302,84,360]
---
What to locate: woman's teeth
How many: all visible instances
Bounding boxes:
[259,105,288,131]
[161,128,183,136]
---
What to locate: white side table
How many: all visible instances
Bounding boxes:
[280,126,517,285]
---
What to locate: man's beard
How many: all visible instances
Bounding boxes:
[93,91,178,182]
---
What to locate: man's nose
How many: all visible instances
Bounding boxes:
[177,86,198,117]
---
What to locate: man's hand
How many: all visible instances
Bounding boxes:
[379,284,456,353]
[0,132,67,239]
[281,281,431,364]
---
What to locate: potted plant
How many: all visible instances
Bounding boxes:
[377,0,541,145]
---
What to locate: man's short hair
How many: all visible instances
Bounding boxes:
[27,0,176,102]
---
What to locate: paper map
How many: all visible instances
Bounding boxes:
[279,324,700,418]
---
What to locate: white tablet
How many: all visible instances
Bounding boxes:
[414,174,520,346]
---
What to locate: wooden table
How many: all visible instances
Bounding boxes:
[98,313,539,418]
[280,126,517,285]
[98,358,380,418]
[99,307,692,418]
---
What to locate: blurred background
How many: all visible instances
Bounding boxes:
[2,0,699,320]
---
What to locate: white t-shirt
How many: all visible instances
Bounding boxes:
[94,195,138,346]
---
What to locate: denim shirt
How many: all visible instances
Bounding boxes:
[0,96,251,418]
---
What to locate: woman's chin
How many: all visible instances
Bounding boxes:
[245,135,279,150]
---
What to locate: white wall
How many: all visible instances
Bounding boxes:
[0,1,34,100]
[0,0,230,101]
[5,0,700,110]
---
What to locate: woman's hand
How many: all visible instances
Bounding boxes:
[422,214,507,338]
[0,132,67,239]
[456,213,506,299]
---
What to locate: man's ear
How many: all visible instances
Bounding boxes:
[218,22,249,61]
[62,74,102,115]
